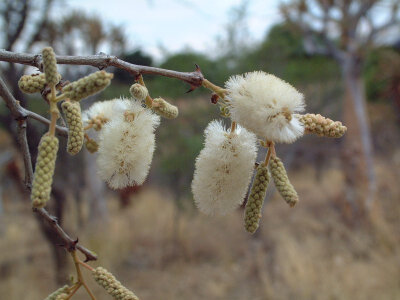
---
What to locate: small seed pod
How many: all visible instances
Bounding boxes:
[296,113,347,138]
[152,97,179,119]
[42,47,60,86]
[62,71,113,101]
[31,134,59,208]
[93,267,139,300]
[62,101,84,155]
[129,83,148,101]
[244,164,270,234]
[85,138,99,153]
[269,155,298,207]
[44,285,69,300]
[55,293,69,300]
[18,73,46,94]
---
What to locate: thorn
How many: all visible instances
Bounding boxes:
[185,85,198,93]
[84,256,90,263]
[72,238,79,246]
[194,63,201,73]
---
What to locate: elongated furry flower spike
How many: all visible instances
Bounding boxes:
[296,113,347,138]
[42,47,60,86]
[225,71,305,143]
[62,101,84,155]
[192,120,258,215]
[96,99,160,189]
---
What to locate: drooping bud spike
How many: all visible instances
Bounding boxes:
[44,285,69,300]
[62,101,84,155]
[244,164,270,234]
[92,267,139,300]
[296,113,347,138]
[129,83,148,101]
[152,97,179,119]
[62,71,113,101]
[18,73,46,94]
[42,47,60,86]
[31,134,59,208]
[269,156,299,207]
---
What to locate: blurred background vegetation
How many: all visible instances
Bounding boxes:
[0,0,399,299]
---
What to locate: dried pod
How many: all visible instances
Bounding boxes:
[129,83,148,101]
[152,97,178,119]
[62,71,113,101]
[62,101,84,155]
[85,138,99,153]
[42,47,60,86]
[269,155,298,207]
[296,113,347,138]
[31,134,59,208]
[44,285,69,300]
[93,267,139,300]
[244,164,270,234]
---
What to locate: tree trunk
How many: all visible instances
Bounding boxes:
[340,55,376,215]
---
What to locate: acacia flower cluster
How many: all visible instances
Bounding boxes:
[193,71,347,233]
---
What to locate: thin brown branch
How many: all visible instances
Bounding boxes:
[0,75,97,262]
[0,50,204,87]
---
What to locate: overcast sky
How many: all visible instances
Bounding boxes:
[66,0,281,60]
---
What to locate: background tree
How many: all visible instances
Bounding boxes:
[281,0,400,214]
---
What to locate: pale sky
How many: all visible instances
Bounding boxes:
[65,0,281,60]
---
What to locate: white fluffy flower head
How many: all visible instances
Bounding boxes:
[82,99,118,126]
[225,71,305,143]
[96,98,160,189]
[192,120,257,215]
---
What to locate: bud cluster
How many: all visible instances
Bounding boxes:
[297,113,347,138]
[269,156,298,207]
[244,164,270,234]
[55,293,68,300]
[152,97,179,119]
[31,134,59,208]
[129,83,148,101]
[93,267,139,300]
[85,138,99,153]
[62,101,84,155]
[18,73,46,94]
[62,71,113,101]
[42,47,60,86]
[44,285,69,300]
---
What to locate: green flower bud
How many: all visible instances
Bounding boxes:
[93,267,139,300]
[42,47,60,86]
[296,113,347,138]
[152,97,178,119]
[62,101,84,155]
[31,134,59,208]
[55,293,69,300]
[62,71,113,101]
[269,156,298,207]
[44,285,69,300]
[85,138,99,153]
[129,83,148,101]
[18,73,46,94]
[244,164,270,234]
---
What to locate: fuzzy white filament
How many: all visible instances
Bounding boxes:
[82,99,119,126]
[225,71,305,143]
[192,120,257,215]
[96,99,160,189]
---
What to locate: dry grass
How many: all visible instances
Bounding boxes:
[0,154,400,299]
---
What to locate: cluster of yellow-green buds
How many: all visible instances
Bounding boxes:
[61,101,84,155]
[85,138,99,153]
[244,164,270,234]
[152,97,179,119]
[55,293,68,300]
[62,71,113,101]
[297,113,347,138]
[269,155,299,207]
[129,83,148,101]
[31,134,59,208]
[42,47,60,86]
[44,285,69,300]
[93,267,139,300]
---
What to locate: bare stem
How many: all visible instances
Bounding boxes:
[138,75,153,107]
[263,141,274,166]
[202,79,227,98]
[72,251,97,300]
[78,260,95,272]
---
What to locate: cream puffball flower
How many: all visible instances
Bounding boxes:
[192,120,257,215]
[82,99,119,127]
[96,99,160,189]
[225,71,305,143]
